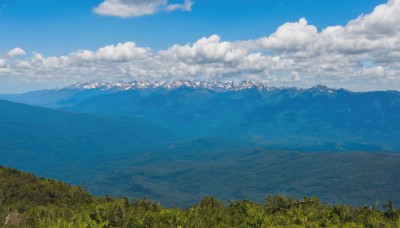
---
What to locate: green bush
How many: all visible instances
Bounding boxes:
[1,166,399,227]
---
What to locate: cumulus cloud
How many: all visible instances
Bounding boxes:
[251,18,318,53]
[2,0,400,91]
[6,47,26,58]
[159,35,248,63]
[246,0,400,59]
[93,0,194,18]
[74,42,152,62]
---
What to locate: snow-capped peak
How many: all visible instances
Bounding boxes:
[306,85,337,94]
[67,80,276,92]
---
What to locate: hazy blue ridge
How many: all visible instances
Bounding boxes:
[14,84,398,152]
[0,83,399,208]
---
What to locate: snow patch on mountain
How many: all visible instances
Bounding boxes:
[67,80,277,92]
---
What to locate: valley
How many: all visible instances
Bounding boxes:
[1,81,399,208]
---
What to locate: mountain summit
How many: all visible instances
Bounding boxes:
[67,80,276,92]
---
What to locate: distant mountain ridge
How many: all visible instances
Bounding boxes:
[0,80,399,151]
[2,81,399,100]
[66,80,277,92]
[59,80,399,93]
[2,80,398,109]
[2,80,394,110]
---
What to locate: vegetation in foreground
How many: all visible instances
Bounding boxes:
[1,166,399,227]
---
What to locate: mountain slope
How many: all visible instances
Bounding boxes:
[0,100,172,177]
[59,84,400,151]
[79,141,400,207]
[2,81,399,151]
[233,89,400,151]
[0,166,92,208]
[0,80,274,108]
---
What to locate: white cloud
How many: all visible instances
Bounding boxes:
[6,47,26,58]
[247,0,400,60]
[0,59,7,68]
[251,18,318,53]
[166,0,193,12]
[2,0,400,91]
[93,0,194,18]
[159,35,248,63]
[74,42,151,62]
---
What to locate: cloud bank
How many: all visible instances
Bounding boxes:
[2,0,400,91]
[93,0,194,18]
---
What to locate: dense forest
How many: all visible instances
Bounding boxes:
[1,166,399,227]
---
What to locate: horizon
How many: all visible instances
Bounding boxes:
[1,1,400,224]
[1,79,400,95]
[1,0,400,92]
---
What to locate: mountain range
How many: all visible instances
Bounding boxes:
[0,80,399,207]
[2,80,398,151]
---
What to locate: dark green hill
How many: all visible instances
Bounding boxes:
[0,166,399,227]
[0,166,92,209]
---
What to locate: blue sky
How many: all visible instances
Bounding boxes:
[0,0,386,54]
[0,0,399,92]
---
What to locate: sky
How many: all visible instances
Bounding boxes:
[0,0,399,93]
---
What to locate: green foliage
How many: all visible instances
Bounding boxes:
[0,166,92,209]
[1,166,399,227]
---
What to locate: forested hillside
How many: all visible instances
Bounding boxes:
[1,95,399,208]
[0,100,172,171]
[0,166,399,227]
